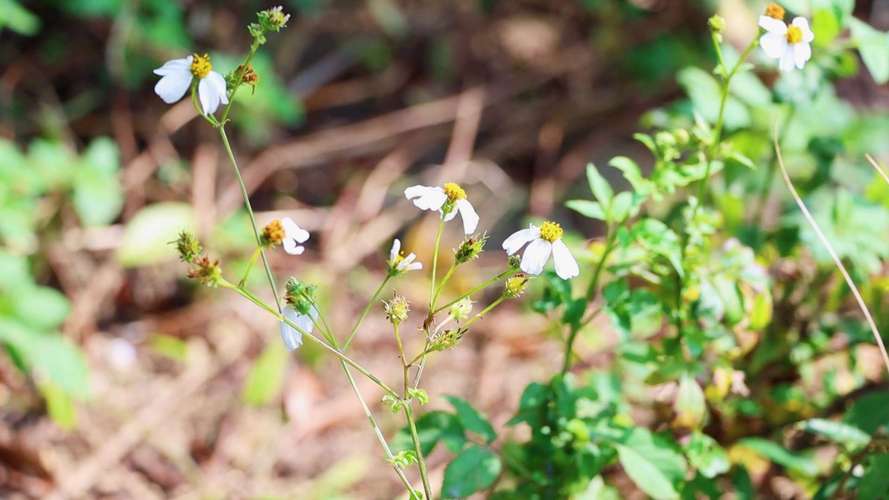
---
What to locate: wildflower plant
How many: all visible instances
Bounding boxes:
[156,3,889,498]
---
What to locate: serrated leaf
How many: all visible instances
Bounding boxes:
[446,395,496,444]
[441,445,501,498]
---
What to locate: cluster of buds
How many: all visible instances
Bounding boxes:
[708,14,726,41]
[285,277,316,315]
[228,63,259,95]
[428,327,465,352]
[173,231,223,287]
[454,233,487,264]
[384,294,410,325]
[249,6,290,44]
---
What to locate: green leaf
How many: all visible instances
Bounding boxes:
[40,381,77,429]
[445,395,496,444]
[678,67,749,129]
[844,391,889,434]
[72,167,123,226]
[242,342,288,406]
[441,445,501,498]
[393,411,466,456]
[674,375,706,429]
[585,163,613,208]
[737,438,817,476]
[10,285,70,331]
[82,137,120,175]
[0,0,40,35]
[614,428,686,499]
[685,432,730,478]
[117,202,195,267]
[798,418,870,449]
[850,18,889,84]
[859,454,889,499]
[812,8,841,47]
[610,155,653,196]
[617,444,679,499]
[566,200,606,221]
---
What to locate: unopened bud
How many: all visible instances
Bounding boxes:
[504,274,529,298]
[454,233,487,264]
[285,278,316,314]
[429,328,465,352]
[708,15,726,34]
[449,298,474,322]
[173,231,202,263]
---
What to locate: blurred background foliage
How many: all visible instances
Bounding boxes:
[1,0,889,498]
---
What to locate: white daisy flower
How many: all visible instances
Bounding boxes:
[281,217,310,255]
[279,305,317,351]
[153,53,229,115]
[759,16,814,72]
[388,239,423,274]
[502,221,579,279]
[404,182,479,234]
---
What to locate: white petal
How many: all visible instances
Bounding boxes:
[758,16,787,35]
[282,217,310,243]
[405,262,423,271]
[793,42,811,69]
[779,48,796,72]
[153,56,192,76]
[791,17,814,42]
[455,199,479,234]
[390,239,401,262]
[443,207,459,221]
[502,225,539,255]
[154,70,192,104]
[405,185,447,211]
[759,32,788,60]
[520,238,552,276]
[205,71,229,104]
[397,253,417,271]
[280,308,304,351]
[551,239,579,280]
[198,77,223,114]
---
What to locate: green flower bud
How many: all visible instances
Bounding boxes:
[454,233,487,264]
[384,294,410,325]
[708,15,726,34]
[285,278,316,314]
[504,274,529,298]
[449,298,474,322]
[173,231,202,263]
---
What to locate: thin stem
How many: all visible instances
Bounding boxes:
[431,262,457,308]
[343,275,391,350]
[462,296,505,329]
[428,218,446,311]
[562,230,618,374]
[404,405,433,498]
[774,137,889,376]
[393,323,409,395]
[217,126,282,314]
[238,248,262,287]
[433,269,516,315]
[222,281,400,397]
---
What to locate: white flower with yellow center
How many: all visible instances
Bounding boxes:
[759,15,814,72]
[279,306,317,351]
[388,239,422,274]
[502,221,579,279]
[280,217,310,255]
[404,182,479,234]
[153,53,229,114]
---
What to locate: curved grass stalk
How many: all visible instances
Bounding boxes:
[775,138,889,376]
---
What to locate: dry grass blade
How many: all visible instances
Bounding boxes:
[865,154,889,187]
[774,137,889,377]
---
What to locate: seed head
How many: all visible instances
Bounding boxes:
[454,233,487,264]
[173,231,202,263]
[504,274,529,298]
[384,294,410,325]
[449,298,474,322]
[187,256,222,287]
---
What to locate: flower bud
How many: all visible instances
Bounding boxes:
[454,233,487,264]
[259,6,290,32]
[187,256,222,287]
[764,3,785,21]
[285,278,316,314]
[504,274,529,298]
[429,328,465,352]
[508,254,521,270]
[384,294,410,325]
[173,231,202,263]
[448,298,473,322]
[708,15,726,34]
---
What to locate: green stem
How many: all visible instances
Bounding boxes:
[217,126,282,313]
[343,275,391,350]
[428,218,446,311]
[462,296,506,329]
[430,262,457,309]
[239,248,261,287]
[433,269,516,316]
[562,231,618,374]
[222,281,398,398]
[404,405,433,498]
[393,323,409,395]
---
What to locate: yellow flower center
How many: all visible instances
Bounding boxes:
[539,221,563,242]
[786,25,802,44]
[764,3,785,20]
[443,182,466,201]
[262,220,285,246]
[191,53,212,79]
